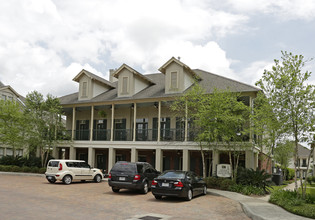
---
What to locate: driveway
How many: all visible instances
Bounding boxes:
[0,174,249,220]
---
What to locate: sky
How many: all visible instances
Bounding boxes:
[0,0,315,98]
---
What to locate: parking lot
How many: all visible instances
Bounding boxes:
[0,174,249,220]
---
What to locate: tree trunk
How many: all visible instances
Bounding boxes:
[200,142,206,178]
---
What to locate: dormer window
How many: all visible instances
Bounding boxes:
[122,76,129,94]
[82,82,87,98]
[170,71,178,90]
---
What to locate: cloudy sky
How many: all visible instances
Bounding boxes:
[0,0,314,97]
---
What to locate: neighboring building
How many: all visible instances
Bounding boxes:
[57,57,263,176]
[288,144,313,178]
[0,81,25,158]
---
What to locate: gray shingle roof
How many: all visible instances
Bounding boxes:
[59,69,260,105]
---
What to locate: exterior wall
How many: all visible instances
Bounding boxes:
[183,71,194,91]
[92,81,109,98]
[258,153,272,173]
[134,76,149,94]
[117,69,134,97]
[165,62,184,94]
[0,88,16,101]
[78,75,92,101]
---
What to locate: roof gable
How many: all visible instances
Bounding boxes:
[73,69,115,89]
[158,57,199,79]
[113,64,154,85]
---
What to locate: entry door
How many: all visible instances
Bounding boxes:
[114,119,126,140]
[136,122,148,141]
[96,154,107,172]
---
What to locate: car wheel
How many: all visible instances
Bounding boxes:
[48,179,56,184]
[63,175,72,185]
[112,187,120,193]
[202,185,207,195]
[154,195,162,200]
[185,189,193,201]
[94,174,102,183]
[142,182,149,194]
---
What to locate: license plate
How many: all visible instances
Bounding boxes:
[162,183,169,187]
[119,177,126,181]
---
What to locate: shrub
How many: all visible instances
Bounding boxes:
[30,167,39,173]
[39,167,46,174]
[21,166,32,173]
[284,168,295,181]
[220,178,235,191]
[205,177,235,190]
[230,184,265,195]
[237,167,272,193]
[270,190,315,218]
[11,165,21,172]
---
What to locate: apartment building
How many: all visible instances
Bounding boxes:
[0,81,25,158]
[57,57,262,176]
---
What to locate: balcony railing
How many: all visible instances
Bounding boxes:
[114,129,132,141]
[75,129,90,140]
[68,128,250,142]
[93,129,111,141]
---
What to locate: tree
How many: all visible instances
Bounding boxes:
[251,91,281,171]
[274,141,294,180]
[256,51,315,198]
[24,91,66,167]
[0,99,26,155]
[171,82,250,180]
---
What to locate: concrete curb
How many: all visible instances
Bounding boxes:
[0,171,44,177]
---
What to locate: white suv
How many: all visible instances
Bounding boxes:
[45,159,103,185]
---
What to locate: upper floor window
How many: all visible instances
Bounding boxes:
[8,96,13,101]
[82,82,88,97]
[2,94,6,100]
[170,71,178,89]
[122,76,129,94]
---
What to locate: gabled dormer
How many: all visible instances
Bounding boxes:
[73,69,115,101]
[113,64,154,98]
[159,57,200,94]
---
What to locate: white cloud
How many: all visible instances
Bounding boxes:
[0,0,250,98]
[225,0,315,21]
[240,61,274,86]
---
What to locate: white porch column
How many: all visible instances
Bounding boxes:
[88,147,95,167]
[36,147,40,157]
[246,150,255,169]
[108,148,116,172]
[133,103,137,142]
[155,148,163,172]
[182,149,189,171]
[131,147,138,162]
[72,107,76,141]
[254,152,259,170]
[157,101,161,142]
[52,146,58,158]
[212,150,219,176]
[185,102,188,142]
[69,146,76,160]
[111,104,114,141]
[90,106,94,141]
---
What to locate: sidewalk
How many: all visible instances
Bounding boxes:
[208,182,312,220]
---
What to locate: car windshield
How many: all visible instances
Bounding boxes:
[157,171,185,179]
[111,163,136,173]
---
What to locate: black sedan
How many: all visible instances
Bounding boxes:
[151,170,207,201]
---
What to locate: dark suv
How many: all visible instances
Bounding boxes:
[108,161,160,194]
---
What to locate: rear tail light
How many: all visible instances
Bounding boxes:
[134,174,141,181]
[174,181,184,187]
[152,180,157,186]
[58,163,62,171]
[108,173,112,179]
